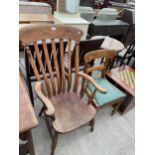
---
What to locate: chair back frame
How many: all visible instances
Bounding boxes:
[20,24,83,98]
[84,49,118,78]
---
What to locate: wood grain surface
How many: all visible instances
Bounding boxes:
[19,73,38,133]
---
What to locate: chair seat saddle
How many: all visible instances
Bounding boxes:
[51,92,96,133]
[88,78,126,107]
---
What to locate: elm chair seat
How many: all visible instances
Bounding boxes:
[51,92,96,133]
[88,78,126,107]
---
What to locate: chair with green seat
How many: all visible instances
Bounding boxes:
[81,49,126,115]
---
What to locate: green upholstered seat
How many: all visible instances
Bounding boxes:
[88,78,126,107]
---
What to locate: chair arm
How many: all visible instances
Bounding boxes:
[78,72,107,93]
[35,81,55,116]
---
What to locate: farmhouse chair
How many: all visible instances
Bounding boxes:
[20,24,107,155]
[82,49,126,115]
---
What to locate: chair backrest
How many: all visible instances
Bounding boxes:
[84,49,117,77]
[71,38,105,69]
[25,41,68,81]
[20,24,83,98]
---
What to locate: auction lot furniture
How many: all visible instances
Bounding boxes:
[19,24,106,155]
[19,13,55,24]
[19,72,38,155]
[88,19,129,41]
[106,65,135,114]
[19,1,52,14]
[121,8,135,45]
[117,39,135,66]
[82,49,126,114]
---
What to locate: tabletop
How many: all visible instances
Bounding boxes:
[19,13,55,23]
[91,36,124,51]
[90,19,129,26]
[19,73,38,133]
[106,65,135,96]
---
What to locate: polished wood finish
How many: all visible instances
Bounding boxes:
[19,73,38,133]
[20,24,102,155]
[106,65,135,96]
[19,13,55,23]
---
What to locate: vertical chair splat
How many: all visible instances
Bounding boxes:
[67,40,72,92]
[42,40,56,96]
[26,47,46,95]
[51,39,61,94]
[74,43,80,93]
[60,39,66,93]
[34,42,52,98]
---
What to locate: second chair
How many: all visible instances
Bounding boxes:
[81,49,126,115]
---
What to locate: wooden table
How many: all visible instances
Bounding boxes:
[19,13,55,24]
[19,72,38,155]
[106,65,135,114]
[88,19,129,40]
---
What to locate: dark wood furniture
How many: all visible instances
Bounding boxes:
[80,0,95,8]
[19,72,38,155]
[82,49,126,115]
[106,65,135,114]
[121,8,135,45]
[88,19,130,41]
[19,24,107,155]
[109,1,132,9]
[117,39,135,66]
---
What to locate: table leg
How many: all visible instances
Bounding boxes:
[119,95,135,114]
[19,130,35,155]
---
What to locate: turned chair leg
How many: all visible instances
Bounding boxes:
[89,119,95,132]
[51,131,59,155]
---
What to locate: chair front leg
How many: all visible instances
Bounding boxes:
[51,131,59,155]
[39,105,46,117]
[89,118,95,132]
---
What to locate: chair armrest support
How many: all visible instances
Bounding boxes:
[35,81,55,116]
[78,72,107,93]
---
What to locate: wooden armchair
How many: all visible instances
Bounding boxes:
[19,24,107,155]
[82,49,126,115]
